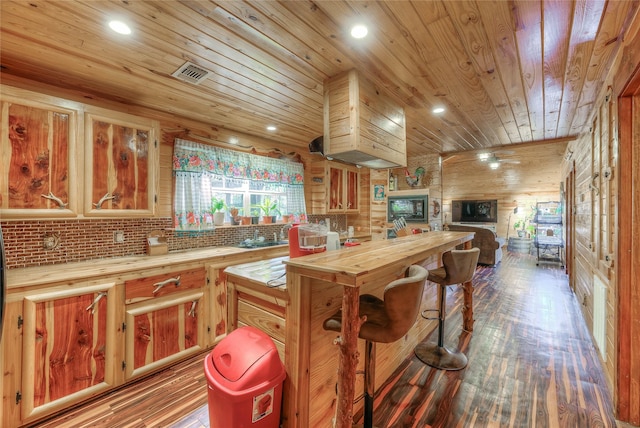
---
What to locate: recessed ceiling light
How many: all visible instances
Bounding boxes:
[266,125,277,131]
[432,107,445,114]
[351,24,368,39]
[109,20,131,35]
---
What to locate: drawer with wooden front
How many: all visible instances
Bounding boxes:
[125,268,206,304]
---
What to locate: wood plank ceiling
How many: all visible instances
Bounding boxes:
[1,0,636,158]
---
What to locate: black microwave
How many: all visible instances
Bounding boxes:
[388,194,428,223]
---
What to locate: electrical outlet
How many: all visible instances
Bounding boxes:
[114,231,125,243]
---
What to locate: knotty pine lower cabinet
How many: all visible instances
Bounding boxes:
[123,267,208,380]
[19,281,118,424]
[208,265,229,345]
[226,277,288,361]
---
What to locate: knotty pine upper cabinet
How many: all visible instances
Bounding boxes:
[307,160,361,214]
[0,87,80,218]
[123,267,207,380]
[20,281,118,424]
[84,107,159,217]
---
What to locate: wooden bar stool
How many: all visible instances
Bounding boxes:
[415,248,480,370]
[323,265,428,428]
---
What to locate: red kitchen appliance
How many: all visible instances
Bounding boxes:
[288,223,328,258]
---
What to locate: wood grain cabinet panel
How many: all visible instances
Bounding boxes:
[21,282,117,422]
[124,268,205,304]
[227,277,288,361]
[307,160,360,214]
[0,87,79,218]
[123,267,207,380]
[84,107,159,216]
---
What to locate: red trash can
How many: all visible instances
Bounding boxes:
[204,326,286,428]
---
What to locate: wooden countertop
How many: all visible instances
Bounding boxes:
[6,244,288,290]
[284,231,474,287]
[224,256,288,289]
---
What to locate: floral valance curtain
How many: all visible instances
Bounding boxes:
[172,138,306,229]
[173,138,304,185]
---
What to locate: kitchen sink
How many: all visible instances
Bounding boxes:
[236,240,288,249]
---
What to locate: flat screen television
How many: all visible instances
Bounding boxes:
[452,199,498,223]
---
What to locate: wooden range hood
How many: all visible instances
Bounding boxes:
[323,69,407,169]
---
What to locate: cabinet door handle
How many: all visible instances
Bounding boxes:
[152,275,181,294]
[188,300,198,317]
[41,191,68,209]
[86,291,108,314]
[93,192,115,209]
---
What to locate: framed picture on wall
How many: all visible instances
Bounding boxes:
[431,198,441,218]
[374,185,385,201]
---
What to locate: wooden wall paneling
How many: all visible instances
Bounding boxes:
[305,161,327,215]
[591,115,600,266]
[158,131,175,218]
[349,167,370,233]
[369,169,388,241]
[616,63,640,424]
[441,143,565,238]
[566,164,575,288]
[602,92,618,390]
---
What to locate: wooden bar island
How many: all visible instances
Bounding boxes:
[225,231,474,428]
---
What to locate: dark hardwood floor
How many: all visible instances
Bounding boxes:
[32,251,617,428]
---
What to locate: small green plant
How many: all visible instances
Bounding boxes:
[210,196,226,213]
[526,224,536,238]
[253,197,280,217]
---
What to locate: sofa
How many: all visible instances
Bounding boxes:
[446,225,505,266]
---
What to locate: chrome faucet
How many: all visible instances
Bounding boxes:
[254,229,259,240]
[280,224,293,240]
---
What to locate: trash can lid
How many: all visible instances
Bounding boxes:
[212,326,280,383]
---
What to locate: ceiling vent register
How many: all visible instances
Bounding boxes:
[172,62,211,85]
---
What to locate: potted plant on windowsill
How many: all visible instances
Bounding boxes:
[210,197,226,226]
[250,208,260,225]
[254,198,280,224]
[229,207,241,225]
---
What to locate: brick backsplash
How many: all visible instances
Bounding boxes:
[1,215,345,269]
